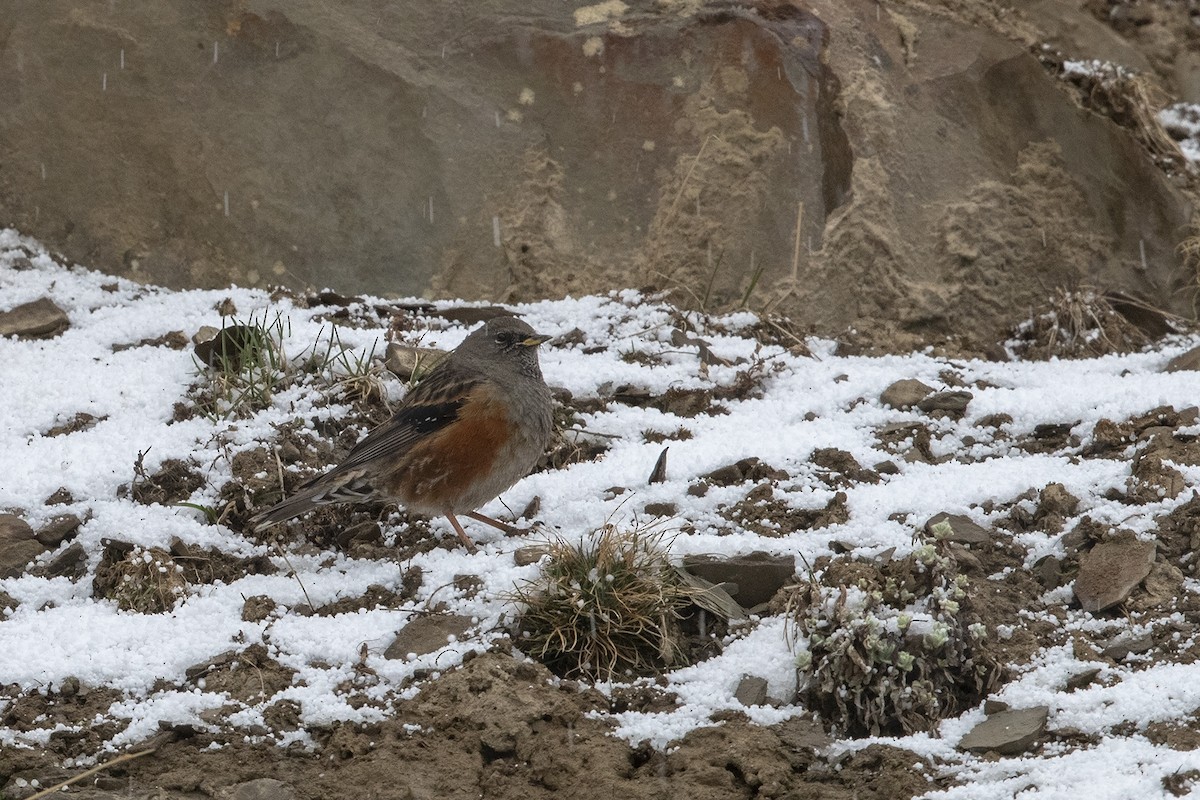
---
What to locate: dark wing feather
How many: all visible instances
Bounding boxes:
[316,359,484,477]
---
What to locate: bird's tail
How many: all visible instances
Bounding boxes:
[246,470,376,532]
[246,485,327,531]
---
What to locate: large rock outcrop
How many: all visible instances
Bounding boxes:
[0,0,1195,347]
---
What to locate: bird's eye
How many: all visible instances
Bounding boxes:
[494,332,510,345]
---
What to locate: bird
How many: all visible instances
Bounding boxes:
[247,315,555,550]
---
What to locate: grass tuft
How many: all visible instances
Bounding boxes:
[190,315,387,420]
[1009,286,1153,360]
[193,313,291,419]
[511,525,696,681]
[99,546,189,614]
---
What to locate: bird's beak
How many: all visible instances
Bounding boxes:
[521,333,553,348]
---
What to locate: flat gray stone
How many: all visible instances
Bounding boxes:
[959,706,1049,754]
[0,514,45,579]
[0,297,69,338]
[513,545,549,566]
[917,390,973,413]
[1032,555,1066,590]
[771,716,831,751]
[384,343,447,380]
[0,540,45,579]
[384,614,473,660]
[221,778,298,800]
[880,379,934,409]
[1074,534,1156,613]
[0,514,34,543]
[35,513,82,547]
[44,542,87,579]
[1167,345,1200,373]
[925,513,991,545]
[1065,668,1101,692]
[682,551,795,608]
[1101,631,1155,661]
[734,675,768,707]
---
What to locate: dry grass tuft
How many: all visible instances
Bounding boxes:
[99,546,189,613]
[1009,286,1156,360]
[511,525,696,681]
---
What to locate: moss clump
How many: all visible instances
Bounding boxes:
[512,526,695,681]
[791,532,1000,737]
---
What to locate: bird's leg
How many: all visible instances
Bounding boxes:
[465,510,528,536]
[445,513,478,553]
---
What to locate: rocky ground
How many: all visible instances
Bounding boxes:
[6,235,1200,798]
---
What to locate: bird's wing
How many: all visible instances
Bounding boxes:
[314,358,486,479]
[247,351,489,530]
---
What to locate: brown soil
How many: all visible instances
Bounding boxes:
[0,653,935,800]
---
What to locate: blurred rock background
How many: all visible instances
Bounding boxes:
[1,0,1198,350]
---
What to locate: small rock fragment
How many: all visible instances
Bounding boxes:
[1074,533,1156,613]
[959,706,1049,754]
[57,675,81,697]
[220,778,298,800]
[193,323,267,370]
[734,675,768,707]
[1166,345,1200,373]
[1032,555,1066,590]
[924,513,990,545]
[917,390,973,414]
[35,514,82,547]
[1035,483,1079,531]
[334,521,382,551]
[771,716,831,751]
[983,699,1010,715]
[0,297,70,338]
[385,343,448,380]
[384,614,473,660]
[519,495,541,520]
[1086,418,1128,455]
[946,542,983,573]
[186,650,237,682]
[648,446,669,485]
[241,595,277,623]
[45,487,74,505]
[643,502,677,517]
[672,568,746,621]
[810,447,880,485]
[1134,561,1185,610]
[432,306,514,325]
[880,378,934,409]
[0,514,46,579]
[1101,631,1154,661]
[0,514,34,542]
[701,457,787,487]
[44,542,87,579]
[513,545,550,566]
[1065,668,1101,692]
[682,552,795,608]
